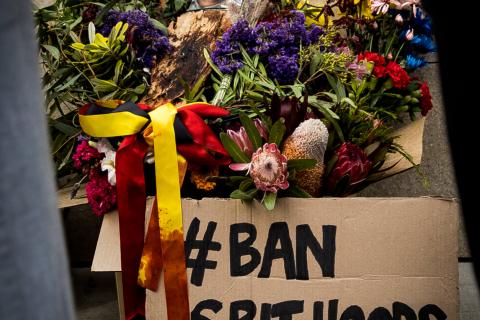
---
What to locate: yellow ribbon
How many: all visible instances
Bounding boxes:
[79,101,190,319]
[149,103,190,319]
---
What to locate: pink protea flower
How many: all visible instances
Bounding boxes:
[327,142,372,195]
[227,119,268,157]
[227,127,254,157]
[230,143,289,193]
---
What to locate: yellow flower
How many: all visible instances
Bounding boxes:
[295,0,372,26]
[190,167,219,191]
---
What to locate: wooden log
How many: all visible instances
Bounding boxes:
[144,10,231,106]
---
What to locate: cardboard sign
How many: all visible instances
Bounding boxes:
[92,197,459,320]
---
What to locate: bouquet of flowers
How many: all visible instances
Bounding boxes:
[40,1,437,318]
[62,0,434,214]
[39,0,435,213]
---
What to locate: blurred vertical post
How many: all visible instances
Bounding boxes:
[422,1,479,282]
[0,0,76,319]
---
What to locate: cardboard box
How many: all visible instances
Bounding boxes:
[92,197,459,320]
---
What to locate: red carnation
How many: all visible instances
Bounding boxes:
[385,61,410,89]
[86,171,117,216]
[373,65,387,78]
[419,82,433,116]
[358,52,385,66]
[358,52,387,78]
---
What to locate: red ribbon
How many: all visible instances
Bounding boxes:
[116,135,149,320]
[177,103,231,167]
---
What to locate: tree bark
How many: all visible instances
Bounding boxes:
[144,10,231,106]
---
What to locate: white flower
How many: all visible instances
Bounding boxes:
[96,138,116,186]
[400,0,421,16]
[96,138,114,154]
[371,0,401,15]
[101,150,116,186]
[395,14,404,25]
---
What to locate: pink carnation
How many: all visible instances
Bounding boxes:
[72,140,102,170]
[86,171,117,216]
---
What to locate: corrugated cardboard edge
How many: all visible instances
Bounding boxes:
[91,197,155,272]
[57,184,88,209]
[91,211,121,272]
[91,197,459,272]
[381,117,426,177]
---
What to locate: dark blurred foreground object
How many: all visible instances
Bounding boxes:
[0,0,75,319]
[422,1,479,282]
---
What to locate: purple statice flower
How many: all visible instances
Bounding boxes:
[211,11,322,84]
[211,20,256,74]
[99,10,122,36]
[99,10,170,69]
[307,25,323,44]
[268,52,299,85]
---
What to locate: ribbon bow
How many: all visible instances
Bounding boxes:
[79,101,230,320]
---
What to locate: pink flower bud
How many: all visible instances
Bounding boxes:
[405,28,414,41]
[395,14,403,25]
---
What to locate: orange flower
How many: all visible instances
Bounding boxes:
[190,167,219,191]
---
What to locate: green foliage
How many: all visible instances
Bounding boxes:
[263,192,277,211]
[219,133,250,163]
[68,22,148,101]
[35,0,165,173]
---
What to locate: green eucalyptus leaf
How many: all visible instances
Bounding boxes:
[263,192,277,211]
[88,22,96,44]
[324,154,338,179]
[268,119,286,146]
[309,52,321,76]
[58,142,75,170]
[341,97,357,109]
[203,48,223,76]
[239,112,262,150]
[231,189,258,200]
[113,60,123,84]
[331,174,350,196]
[149,18,168,35]
[92,78,118,92]
[69,16,83,31]
[190,73,208,99]
[55,73,81,91]
[51,120,81,136]
[42,44,60,60]
[220,132,250,163]
[239,179,254,191]
[285,185,312,198]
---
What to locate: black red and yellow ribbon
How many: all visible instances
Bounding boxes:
[79,100,230,320]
